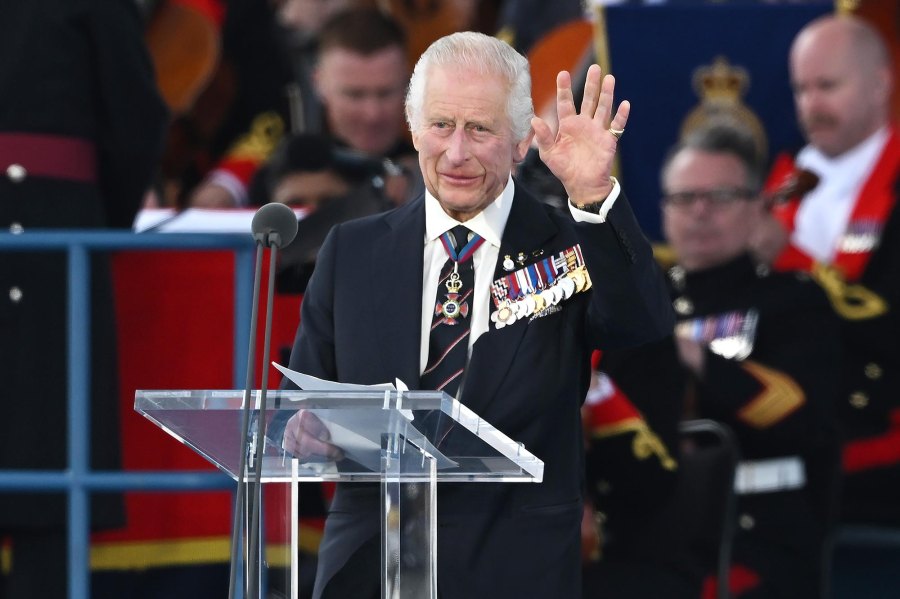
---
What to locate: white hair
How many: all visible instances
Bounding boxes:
[405,32,534,142]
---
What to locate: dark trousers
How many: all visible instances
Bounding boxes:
[318,535,380,599]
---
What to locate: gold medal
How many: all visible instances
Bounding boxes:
[441,298,461,319]
[570,270,585,293]
[491,300,517,329]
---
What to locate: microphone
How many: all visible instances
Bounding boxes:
[764,169,819,209]
[229,202,298,599]
[252,201,299,249]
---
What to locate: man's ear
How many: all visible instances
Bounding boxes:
[513,129,535,164]
[875,65,894,107]
[312,65,325,99]
[744,195,768,236]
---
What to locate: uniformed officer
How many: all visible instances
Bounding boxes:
[593,123,842,599]
[581,369,689,599]
[754,14,900,527]
[0,1,167,596]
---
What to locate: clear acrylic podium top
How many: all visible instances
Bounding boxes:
[135,390,544,484]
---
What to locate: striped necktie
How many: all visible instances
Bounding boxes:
[420,224,484,397]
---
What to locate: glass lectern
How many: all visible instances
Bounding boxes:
[135,389,544,598]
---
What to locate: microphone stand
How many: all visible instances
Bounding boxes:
[227,237,264,599]
[228,203,298,599]
[246,232,281,598]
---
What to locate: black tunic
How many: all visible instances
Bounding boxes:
[0,0,167,530]
[598,253,842,599]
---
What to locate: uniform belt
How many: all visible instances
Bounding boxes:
[0,132,97,183]
[734,456,805,494]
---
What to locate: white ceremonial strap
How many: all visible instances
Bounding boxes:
[734,456,806,495]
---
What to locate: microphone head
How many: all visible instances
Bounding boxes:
[251,203,299,248]
[794,169,820,196]
[765,168,820,208]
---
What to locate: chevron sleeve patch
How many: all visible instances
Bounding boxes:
[737,360,806,429]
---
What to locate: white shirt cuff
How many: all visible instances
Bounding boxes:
[568,177,621,223]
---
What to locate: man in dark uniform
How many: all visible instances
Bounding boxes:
[279,32,673,599]
[0,1,167,596]
[597,124,841,599]
[755,14,900,527]
[580,369,688,598]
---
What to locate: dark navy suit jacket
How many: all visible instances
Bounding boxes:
[285,183,674,598]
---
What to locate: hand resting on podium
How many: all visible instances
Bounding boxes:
[282,410,345,462]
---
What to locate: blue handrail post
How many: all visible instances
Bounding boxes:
[233,246,254,389]
[0,230,258,597]
[67,244,91,599]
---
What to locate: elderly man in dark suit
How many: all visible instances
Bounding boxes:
[281,31,673,599]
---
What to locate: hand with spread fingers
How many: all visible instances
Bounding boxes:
[532,64,630,208]
[282,409,345,462]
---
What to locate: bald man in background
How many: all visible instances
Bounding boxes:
[754,14,900,527]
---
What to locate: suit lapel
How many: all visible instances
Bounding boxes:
[465,185,559,405]
[370,198,426,388]
[368,187,559,398]
[492,186,559,282]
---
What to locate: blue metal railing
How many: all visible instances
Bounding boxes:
[0,230,256,599]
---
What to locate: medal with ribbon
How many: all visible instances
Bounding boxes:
[490,243,593,329]
[435,228,485,324]
[674,309,759,360]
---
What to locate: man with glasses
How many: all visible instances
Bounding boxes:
[596,123,841,598]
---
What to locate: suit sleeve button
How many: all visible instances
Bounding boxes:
[864,363,883,380]
[849,392,869,409]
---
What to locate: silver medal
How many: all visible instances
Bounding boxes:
[559,277,576,299]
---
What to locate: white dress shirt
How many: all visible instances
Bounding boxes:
[793,127,890,262]
[419,175,620,375]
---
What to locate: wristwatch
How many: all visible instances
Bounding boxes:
[570,200,605,215]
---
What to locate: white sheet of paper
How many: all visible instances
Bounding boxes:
[132,207,309,233]
[273,363,395,393]
[272,362,457,471]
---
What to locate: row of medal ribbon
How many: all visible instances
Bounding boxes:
[490,244,592,329]
[674,309,758,361]
[673,308,758,344]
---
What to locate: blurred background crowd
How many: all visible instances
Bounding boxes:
[0,0,898,597]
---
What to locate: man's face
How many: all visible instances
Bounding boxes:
[316,46,408,156]
[272,170,351,209]
[662,149,762,272]
[411,65,531,222]
[790,30,887,157]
